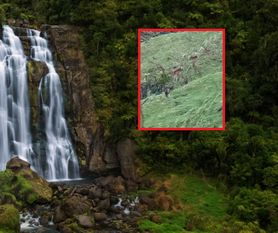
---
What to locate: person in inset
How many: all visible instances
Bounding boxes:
[164,86,170,97]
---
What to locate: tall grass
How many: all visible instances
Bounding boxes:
[141,32,223,128]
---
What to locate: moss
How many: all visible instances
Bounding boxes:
[15,175,38,204]
[68,222,80,231]
[0,169,52,206]
[0,229,16,233]
[0,192,21,207]
[0,170,14,190]
[0,204,20,233]
[16,171,52,203]
[68,222,90,233]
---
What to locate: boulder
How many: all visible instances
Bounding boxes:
[116,138,137,181]
[76,187,89,196]
[94,212,108,222]
[77,215,94,228]
[54,205,67,223]
[95,175,126,194]
[6,157,30,171]
[101,190,110,199]
[88,186,102,199]
[63,195,91,216]
[39,214,49,227]
[96,198,110,211]
[95,175,115,187]
[6,157,52,204]
[57,223,73,233]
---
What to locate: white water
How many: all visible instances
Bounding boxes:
[0,25,79,181]
[0,26,33,170]
[20,211,41,231]
[27,29,79,180]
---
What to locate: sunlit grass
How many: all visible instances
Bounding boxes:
[141,32,223,128]
[142,72,222,128]
[138,173,228,233]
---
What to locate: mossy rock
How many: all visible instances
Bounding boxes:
[16,169,53,204]
[0,204,20,233]
[0,192,21,208]
[0,158,53,206]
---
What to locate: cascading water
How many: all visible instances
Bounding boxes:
[0,25,79,181]
[0,41,9,170]
[0,25,33,170]
[27,29,79,180]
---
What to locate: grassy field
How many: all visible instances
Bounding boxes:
[138,173,228,233]
[142,72,223,128]
[140,32,223,128]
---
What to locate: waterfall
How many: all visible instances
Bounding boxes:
[0,25,80,181]
[0,41,9,170]
[0,25,33,170]
[27,29,80,180]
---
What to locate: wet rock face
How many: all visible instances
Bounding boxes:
[27,61,48,150]
[117,138,137,181]
[10,24,138,176]
[43,25,120,175]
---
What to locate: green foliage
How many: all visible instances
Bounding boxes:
[0,204,20,233]
[139,212,188,233]
[0,0,276,231]
[0,170,39,205]
[138,173,228,233]
[170,174,228,219]
[230,188,278,231]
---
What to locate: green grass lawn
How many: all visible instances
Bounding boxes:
[140,32,223,128]
[138,173,229,233]
[141,32,222,79]
[142,72,223,128]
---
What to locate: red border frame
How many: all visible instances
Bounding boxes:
[138,28,226,131]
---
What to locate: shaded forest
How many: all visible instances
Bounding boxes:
[0,0,277,232]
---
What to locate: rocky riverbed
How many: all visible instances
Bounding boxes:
[18,175,177,233]
[0,157,178,233]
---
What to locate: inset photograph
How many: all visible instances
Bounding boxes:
[138,28,225,130]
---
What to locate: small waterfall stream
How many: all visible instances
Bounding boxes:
[27,29,79,180]
[0,25,79,180]
[0,25,33,169]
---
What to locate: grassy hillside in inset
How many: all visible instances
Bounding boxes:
[142,72,223,128]
[140,31,223,128]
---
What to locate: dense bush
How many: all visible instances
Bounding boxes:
[230,188,278,231]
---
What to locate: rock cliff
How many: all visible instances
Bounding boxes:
[10,25,136,178]
[42,25,120,175]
